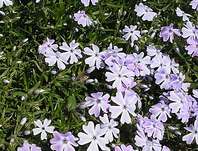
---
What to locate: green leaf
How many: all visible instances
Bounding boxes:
[67,95,76,111]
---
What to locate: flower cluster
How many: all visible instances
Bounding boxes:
[13,0,198,151]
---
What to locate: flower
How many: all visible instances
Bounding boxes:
[50,131,78,151]
[99,114,119,142]
[81,0,98,7]
[38,38,58,56]
[182,119,198,144]
[146,45,163,68]
[149,100,171,122]
[114,144,134,151]
[101,43,125,61]
[135,125,162,151]
[190,0,198,10]
[182,22,198,43]
[78,121,110,151]
[74,11,93,27]
[59,40,82,64]
[84,44,103,70]
[193,89,198,98]
[0,0,13,8]
[45,51,68,70]
[105,64,134,89]
[142,117,165,140]
[168,91,186,114]
[162,146,171,151]
[125,52,151,76]
[176,7,191,22]
[185,38,198,57]
[122,25,141,46]
[109,92,138,124]
[134,3,157,21]
[161,55,179,74]
[154,67,171,89]
[82,92,110,117]
[32,119,55,140]
[17,142,41,151]
[160,24,181,43]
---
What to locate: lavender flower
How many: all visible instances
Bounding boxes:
[162,146,171,151]
[38,38,58,56]
[149,100,171,122]
[160,24,181,43]
[154,67,171,89]
[50,131,78,151]
[183,119,198,144]
[83,92,110,117]
[168,91,186,114]
[142,117,165,140]
[185,38,198,57]
[134,3,157,21]
[182,22,198,43]
[114,144,134,151]
[190,0,198,10]
[17,142,41,151]
[176,7,191,22]
[135,125,162,151]
[146,45,163,68]
[74,11,93,27]
[101,43,125,61]
[125,52,151,76]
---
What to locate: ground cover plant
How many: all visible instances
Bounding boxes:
[0,0,198,151]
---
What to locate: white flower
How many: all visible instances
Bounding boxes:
[176,7,191,22]
[193,89,198,98]
[78,121,110,151]
[125,52,151,76]
[105,64,134,89]
[183,119,198,144]
[122,25,141,46]
[190,0,198,10]
[33,119,55,140]
[45,51,68,70]
[161,55,179,74]
[59,40,82,64]
[168,91,186,114]
[135,125,162,151]
[182,21,198,43]
[146,45,163,68]
[134,3,157,21]
[74,11,93,27]
[109,92,138,124]
[99,114,119,143]
[84,44,103,70]
[0,0,13,8]
[81,0,98,7]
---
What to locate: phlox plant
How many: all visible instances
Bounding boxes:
[0,0,198,151]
